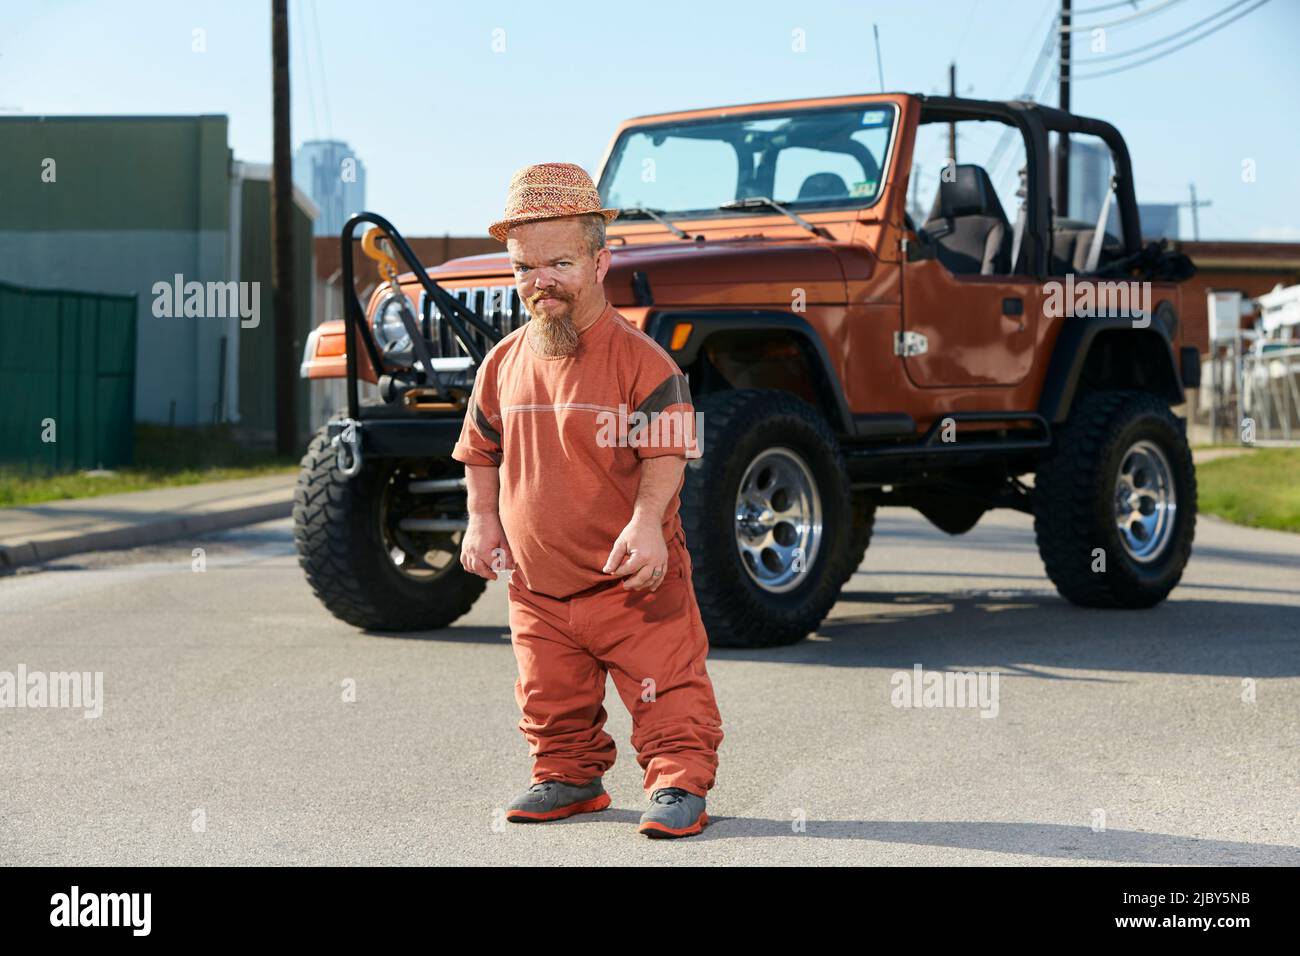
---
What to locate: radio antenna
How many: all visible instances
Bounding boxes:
[873,24,886,91]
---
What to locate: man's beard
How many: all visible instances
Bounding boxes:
[528,293,579,357]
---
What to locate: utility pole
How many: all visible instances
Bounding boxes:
[271,0,297,456]
[1183,182,1212,240]
[1056,0,1071,219]
[948,62,957,165]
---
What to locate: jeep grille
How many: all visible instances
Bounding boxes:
[417,284,531,358]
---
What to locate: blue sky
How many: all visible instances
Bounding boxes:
[3,0,1296,240]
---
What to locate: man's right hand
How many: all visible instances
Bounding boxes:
[460,513,515,581]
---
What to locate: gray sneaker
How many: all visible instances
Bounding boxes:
[638,787,709,838]
[505,777,611,823]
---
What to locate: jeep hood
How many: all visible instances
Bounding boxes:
[421,237,858,306]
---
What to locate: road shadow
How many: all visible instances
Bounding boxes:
[627,814,1300,864]
[865,567,1300,599]
[707,585,1300,679]
[1188,542,1300,570]
[359,624,511,645]
[357,575,1300,677]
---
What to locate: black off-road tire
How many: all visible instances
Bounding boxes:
[681,389,861,648]
[1032,390,1196,608]
[848,493,876,572]
[293,424,486,631]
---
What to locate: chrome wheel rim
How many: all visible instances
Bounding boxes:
[734,447,822,593]
[379,469,462,582]
[1113,439,1176,563]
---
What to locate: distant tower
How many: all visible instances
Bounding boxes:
[1068,139,1110,226]
[1138,203,1181,241]
[294,140,366,237]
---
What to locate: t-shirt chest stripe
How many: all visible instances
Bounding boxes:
[500,402,622,416]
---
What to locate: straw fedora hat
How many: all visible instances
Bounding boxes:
[488,162,620,243]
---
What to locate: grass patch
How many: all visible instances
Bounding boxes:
[1197,447,1300,533]
[1,424,299,508]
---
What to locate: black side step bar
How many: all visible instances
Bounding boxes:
[844,411,1052,459]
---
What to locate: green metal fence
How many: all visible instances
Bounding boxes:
[0,281,137,472]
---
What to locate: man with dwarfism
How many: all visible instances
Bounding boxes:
[452,162,724,838]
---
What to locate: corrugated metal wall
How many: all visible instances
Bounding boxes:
[0,281,136,471]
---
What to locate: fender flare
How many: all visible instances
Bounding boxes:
[643,309,855,435]
[1038,313,1185,424]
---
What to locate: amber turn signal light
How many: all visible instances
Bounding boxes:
[317,333,346,357]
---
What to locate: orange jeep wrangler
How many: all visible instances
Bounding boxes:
[295,92,1201,648]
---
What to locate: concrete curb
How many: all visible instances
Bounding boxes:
[0,500,293,573]
[1192,447,1257,465]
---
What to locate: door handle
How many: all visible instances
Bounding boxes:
[1003,296,1026,332]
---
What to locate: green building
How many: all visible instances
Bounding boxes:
[0,115,317,464]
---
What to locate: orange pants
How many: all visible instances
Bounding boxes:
[506,529,724,799]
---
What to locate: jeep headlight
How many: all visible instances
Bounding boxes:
[373,294,412,353]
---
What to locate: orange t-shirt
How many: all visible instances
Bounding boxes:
[451,300,698,599]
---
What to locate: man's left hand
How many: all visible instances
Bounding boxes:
[603,514,669,591]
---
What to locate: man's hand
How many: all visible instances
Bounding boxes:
[460,513,515,581]
[603,513,669,591]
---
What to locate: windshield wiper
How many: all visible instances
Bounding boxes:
[717,196,831,238]
[617,205,692,240]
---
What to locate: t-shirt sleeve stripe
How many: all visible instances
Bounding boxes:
[634,372,692,417]
[629,373,698,459]
[472,398,502,447]
[451,362,503,467]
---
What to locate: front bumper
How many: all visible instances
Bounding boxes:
[328,410,466,460]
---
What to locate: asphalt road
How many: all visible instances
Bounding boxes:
[2,508,1297,865]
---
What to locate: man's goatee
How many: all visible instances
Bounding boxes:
[531,313,580,357]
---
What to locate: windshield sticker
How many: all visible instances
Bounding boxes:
[850,180,878,197]
[861,110,889,127]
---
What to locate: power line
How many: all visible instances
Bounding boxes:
[984,13,1058,177]
[988,56,1056,187]
[1059,0,1188,32]
[1074,0,1153,12]
[951,0,983,62]
[1021,17,1062,97]
[1072,0,1271,79]
[293,0,319,141]
[1204,203,1247,238]
[1062,0,1254,64]
[309,0,334,139]
[993,2,1056,97]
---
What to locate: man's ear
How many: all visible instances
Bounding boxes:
[594,247,612,284]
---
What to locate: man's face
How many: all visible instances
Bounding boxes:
[507,216,610,356]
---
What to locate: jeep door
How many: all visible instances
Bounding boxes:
[898,114,1044,389]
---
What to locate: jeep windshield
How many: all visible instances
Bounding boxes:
[599,103,896,221]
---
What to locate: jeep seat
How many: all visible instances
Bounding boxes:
[1050,217,1124,275]
[922,164,1011,276]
